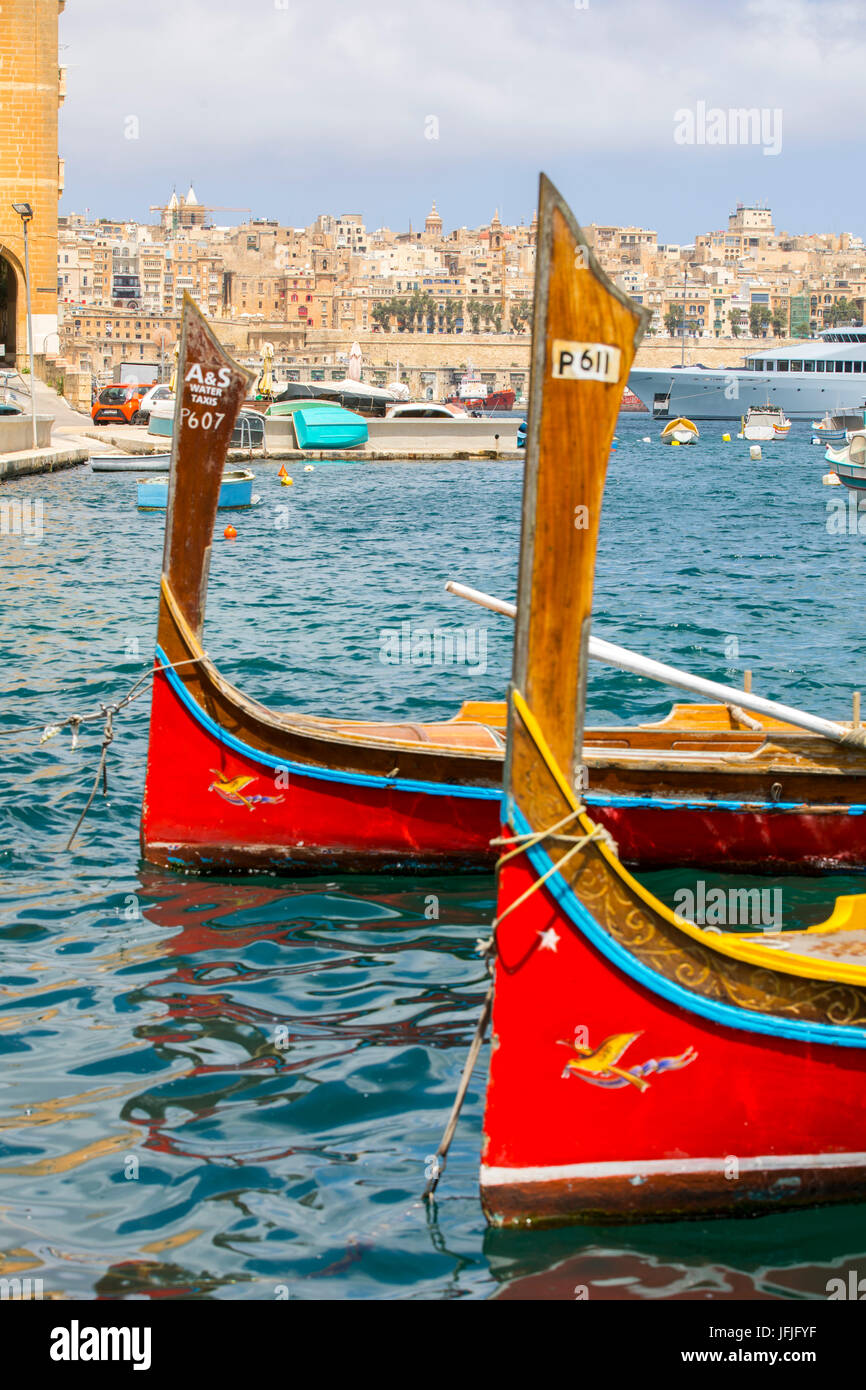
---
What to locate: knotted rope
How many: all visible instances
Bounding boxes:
[423,804,612,1201]
[0,654,205,849]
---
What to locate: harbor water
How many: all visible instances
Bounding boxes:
[3,415,866,1299]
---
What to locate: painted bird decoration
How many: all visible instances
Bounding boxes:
[209,770,284,810]
[560,1031,697,1092]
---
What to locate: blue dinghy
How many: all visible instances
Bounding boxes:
[293,405,368,450]
[138,469,257,510]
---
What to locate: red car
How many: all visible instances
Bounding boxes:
[91,382,154,425]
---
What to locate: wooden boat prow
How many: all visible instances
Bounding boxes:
[480,175,866,1228]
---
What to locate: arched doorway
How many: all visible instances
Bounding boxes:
[0,254,18,366]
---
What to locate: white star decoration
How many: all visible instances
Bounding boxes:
[538,928,560,952]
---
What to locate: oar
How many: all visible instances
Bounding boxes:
[445,581,865,748]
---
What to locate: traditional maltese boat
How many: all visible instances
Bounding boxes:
[480,174,866,1228]
[141,299,866,875]
[659,416,699,445]
[825,430,866,493]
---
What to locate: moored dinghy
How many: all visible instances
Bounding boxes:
[137,468,256,511]
[659,416,699,445]
[480,174,866,1227]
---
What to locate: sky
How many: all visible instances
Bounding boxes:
[58,0,866,241]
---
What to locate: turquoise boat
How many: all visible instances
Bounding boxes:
[137,469,257,510]
[266,399,334,417]
[292,405,368,450]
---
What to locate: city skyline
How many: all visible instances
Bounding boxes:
[58,0,866,242]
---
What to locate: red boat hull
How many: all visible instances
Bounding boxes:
[142,661,866,872]
[141,662,497,872]
[481,851,866,1225]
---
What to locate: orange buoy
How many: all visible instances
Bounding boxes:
[278,464,288,478]
[224,524,237,539]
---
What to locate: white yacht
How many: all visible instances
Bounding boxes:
[630,327,866,422]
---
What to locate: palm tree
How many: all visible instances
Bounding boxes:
[371,302,391,332]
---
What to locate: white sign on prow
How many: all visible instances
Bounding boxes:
[551,340,621,384]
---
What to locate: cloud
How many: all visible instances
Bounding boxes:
[57,0,866,234]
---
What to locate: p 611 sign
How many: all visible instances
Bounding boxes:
[552,340,621,383]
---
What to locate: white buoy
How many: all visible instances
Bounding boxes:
[641,436,651,443]
[823,472,842,485]
[750,444,762,460]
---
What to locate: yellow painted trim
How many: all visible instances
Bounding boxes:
[510,688,866,985]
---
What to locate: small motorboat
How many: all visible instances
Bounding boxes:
[138,469,256,510]
[740,404,791,441]
[91,453,171,473]
[292,405,368,450]
[812,409,864,442]
[660,417,699,445]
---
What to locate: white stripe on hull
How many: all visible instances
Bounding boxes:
[480,1151,866,1186]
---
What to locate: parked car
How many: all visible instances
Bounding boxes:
[91,383,155,426]
[132,383,173,426]
[384,402,468,419]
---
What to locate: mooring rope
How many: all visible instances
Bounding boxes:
[0,654,205,849]
[423,804,612,1201]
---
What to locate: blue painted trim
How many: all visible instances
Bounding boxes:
[584,790,866,816]
[506,800,866,1049]
[155,645,501,801]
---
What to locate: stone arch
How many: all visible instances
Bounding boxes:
[0,248,24,367]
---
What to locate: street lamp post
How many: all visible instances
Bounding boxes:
[12,202,37,449]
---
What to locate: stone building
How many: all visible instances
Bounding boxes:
[0,0,64,365]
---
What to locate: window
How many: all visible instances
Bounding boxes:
[776,360,789,371]
[790,361,802,372]
[836,361,845,372]
[817,361,825,372]
[845,361,854,372]
[804,361,814,372]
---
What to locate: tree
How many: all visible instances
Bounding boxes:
[826,296,861,327]
[729,308,746,339]
[469,301,482,333]
[748,304,772,337]
[664,305,685,337]
[771,307,789,337]
[371,302,391,332]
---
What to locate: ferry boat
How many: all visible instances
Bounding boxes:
[445,366,515,413]
[631,327,866,422]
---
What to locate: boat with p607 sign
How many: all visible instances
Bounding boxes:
[479,173,866,1229]
[631,326,866,421]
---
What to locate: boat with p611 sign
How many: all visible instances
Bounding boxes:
[632,326,866,421]
[140,297,866,877]
[479,173,866,1229]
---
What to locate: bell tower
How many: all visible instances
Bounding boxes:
[0,0,64,365]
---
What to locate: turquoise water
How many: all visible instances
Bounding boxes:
[3,416,866,1300]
